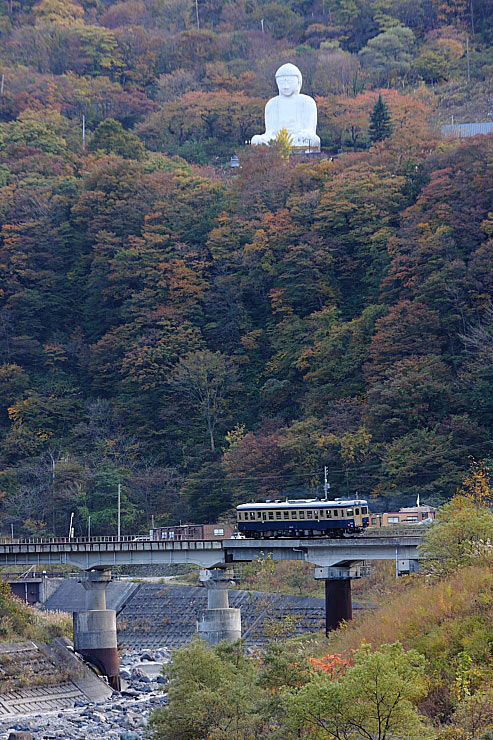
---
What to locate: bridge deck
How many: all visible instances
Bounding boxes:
[0,535,422,570]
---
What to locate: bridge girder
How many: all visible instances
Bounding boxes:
[0,536,421,570]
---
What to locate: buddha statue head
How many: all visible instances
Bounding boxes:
[275,63,302,96]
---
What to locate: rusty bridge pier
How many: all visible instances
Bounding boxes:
[73,568,120,690]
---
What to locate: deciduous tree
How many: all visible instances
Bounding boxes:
[286,642,435,740]
[170,350,237,451]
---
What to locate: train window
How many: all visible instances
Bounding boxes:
[276,512,282,519]
[250,512,256,520]
[262,512,267,520]
[268,512,274,520]
[346,509,353,516]
[362,507,368,514]
[299,511,305,519]
[291,511,297,519]
[314,511,319,519]
[257,512,262,519]
[333,509,338,517]
[283,511,289,519]
[306,511,313,519]
[326,510,332,518]
[355,508,360,515]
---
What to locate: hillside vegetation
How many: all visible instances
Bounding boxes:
[0,0,492,536]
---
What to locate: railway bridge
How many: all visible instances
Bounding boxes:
[0,533,423,689]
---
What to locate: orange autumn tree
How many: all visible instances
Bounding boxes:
[308,652,350,677]
[454,458,493,507]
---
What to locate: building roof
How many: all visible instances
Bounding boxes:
[441,122,493,138]
[399,505,436,512]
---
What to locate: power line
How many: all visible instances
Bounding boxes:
[175,439,493,489]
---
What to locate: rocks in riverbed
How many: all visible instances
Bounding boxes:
[139,652,154,662]
[0,686,167,740]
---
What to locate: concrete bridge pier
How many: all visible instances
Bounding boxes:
[197,568,241,645]
[313,564,362,635]
[73,569,121,690]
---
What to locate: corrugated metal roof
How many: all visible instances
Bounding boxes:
[442,122,493,138]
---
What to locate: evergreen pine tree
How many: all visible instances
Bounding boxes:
[369,94,393,143]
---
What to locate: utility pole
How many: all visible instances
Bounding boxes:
[117,483,121,540]
[324,466,330,499]
[260,17,264,33]
[87,515,91,539]
[1,74,4,95]
[466,36,470,85]
[82,114,85,149]
[195,0,199,29]
[68,512,74,540]
[50,452,57,536]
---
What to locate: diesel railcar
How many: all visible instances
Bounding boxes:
[236,498,370,538]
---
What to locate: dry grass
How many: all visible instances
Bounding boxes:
[351,560,400,604]
[0,582,71,643]
[326,566,493,664]
[29,606,72,642]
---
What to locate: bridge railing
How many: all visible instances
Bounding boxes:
[361,525,431,537]
[0,571,70,579]
[0,535,152,545]
[0,528,427,546]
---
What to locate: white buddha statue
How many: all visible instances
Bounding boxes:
[251,63,320,150]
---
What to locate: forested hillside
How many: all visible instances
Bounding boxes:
[0,0,492,536]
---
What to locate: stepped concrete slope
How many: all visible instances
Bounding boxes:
[117,583,334,650]
[43,580,365,650]
[0,639,112,717]
[43,578,139,614]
